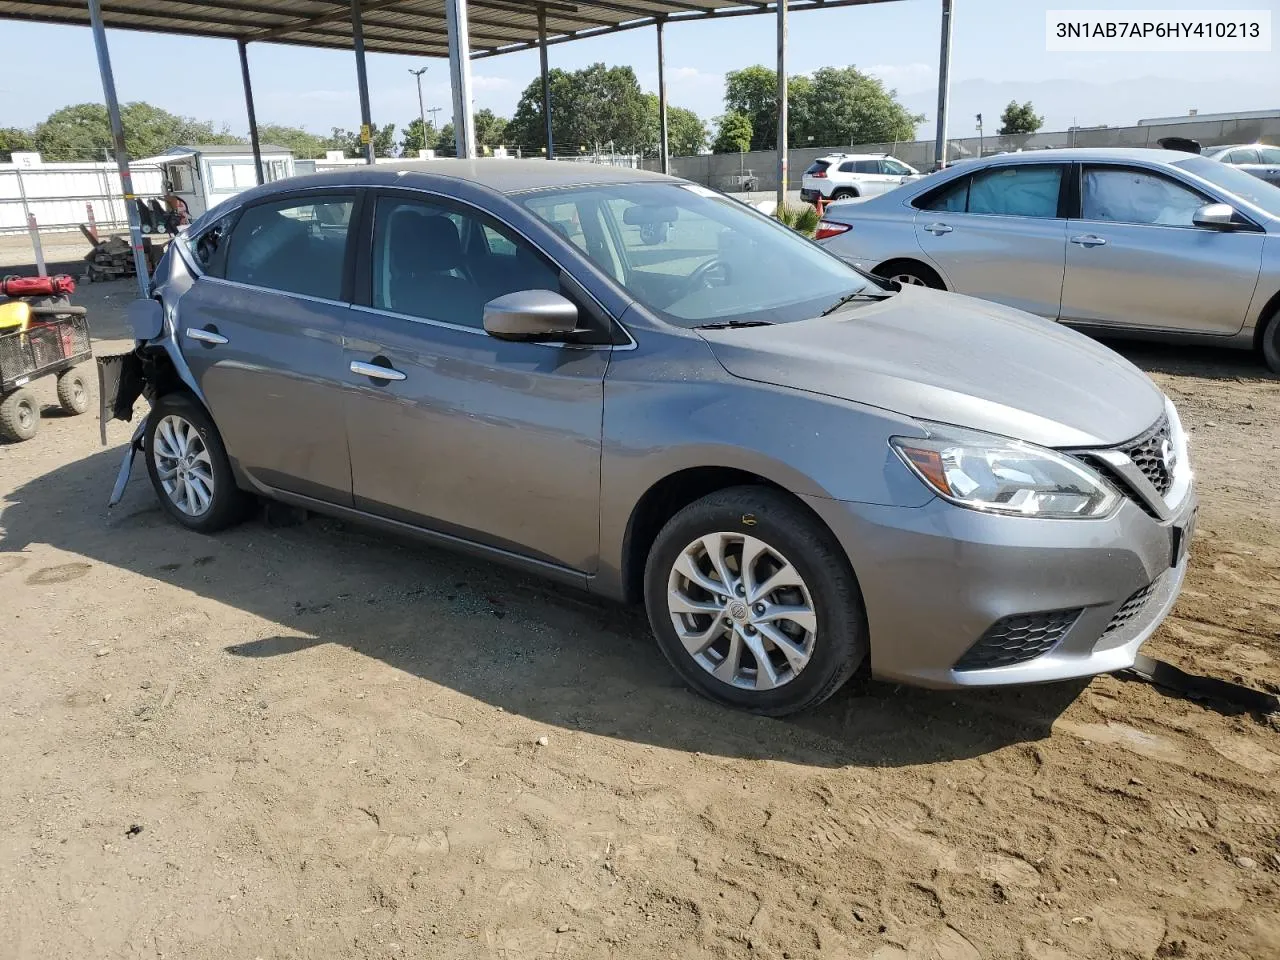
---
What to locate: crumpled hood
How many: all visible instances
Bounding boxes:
[697,286,1164,448]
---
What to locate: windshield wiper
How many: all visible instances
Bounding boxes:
[695,320,774,330]
[820,291,893,316]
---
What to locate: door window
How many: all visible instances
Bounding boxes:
[190,213,236,278]
[371,196,559,329]
[853,160,880,174]
[1259,147,1280,164]
[918,165,1062,217]
[1224,148,1260,165]
[881,159,912,175]
[224,195,354,298]
[966,166,1062,217]
[1081,168,1207,227]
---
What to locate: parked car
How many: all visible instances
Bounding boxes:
[801,153,920,202]
[1202,143,1280,186]
[101,160,1195,716]
[815,147,1280,372]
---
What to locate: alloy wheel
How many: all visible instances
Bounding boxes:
[892,272,927,286]
[666,532,817,691]
[152,414,215,517]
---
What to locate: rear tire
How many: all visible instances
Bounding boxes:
[830,188,858,201]
[0,388,39,442]
[145,392,252,533]
[643,486,868,716]
[56,368,90,416]
[875,259,945,290]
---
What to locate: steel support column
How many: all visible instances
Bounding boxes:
[352,0,376,164]
[933,0,953,168]
[446,0,477,158]
[87,0,149,297]
[776,0,788,210]
[538,6,553,159]
[656,16,669,174]
[238,40,264,184]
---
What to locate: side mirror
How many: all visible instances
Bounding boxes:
[483,290,580,342]
[1192,203,1238,230]
[126,298,164,341]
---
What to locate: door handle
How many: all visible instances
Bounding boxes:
[1070,234,1107,247]
[185,327,228,345]
[924,222,953,235]
[350,359,406,382]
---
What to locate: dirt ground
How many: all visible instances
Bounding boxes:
[1,278,1278,960]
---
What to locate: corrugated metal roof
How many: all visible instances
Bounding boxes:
[0,0,898,59]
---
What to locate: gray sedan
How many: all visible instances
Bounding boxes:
[100,159,1195,715]
[816,147,1280,372]
[1203,143,1280,186]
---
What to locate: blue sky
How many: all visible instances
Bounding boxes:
[1,0,1276,143]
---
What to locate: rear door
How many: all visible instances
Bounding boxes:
[176,191,357,503]
[1059,164,1264,334]
[1249,146,1280,186]
[911,162,1069,318]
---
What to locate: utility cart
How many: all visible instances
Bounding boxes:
[0,276,93,442]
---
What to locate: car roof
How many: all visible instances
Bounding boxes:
[257,158,679,196]
[817,153,886,161]
[955,147,1196,165]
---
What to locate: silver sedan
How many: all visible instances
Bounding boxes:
[816,147,1280,372]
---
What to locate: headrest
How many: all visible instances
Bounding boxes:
[388,211,462,271]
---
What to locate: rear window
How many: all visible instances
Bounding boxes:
[804,161,831,175]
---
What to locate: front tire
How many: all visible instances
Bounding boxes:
[643,486,868,716]
[145,392,251,532]
[0,388,39,442]
[1262,311,1280,375]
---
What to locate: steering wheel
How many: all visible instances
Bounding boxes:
[684,257,731,294]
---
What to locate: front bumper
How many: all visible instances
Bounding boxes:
[803,485,1197,689]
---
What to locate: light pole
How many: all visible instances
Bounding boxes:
[976,112,983,158]
[409,66,428,153]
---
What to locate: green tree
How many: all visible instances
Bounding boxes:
[640,95,708,157]
[326,122,396,158]
[0,126,36,161]
[506,63,649,156]
[711,110,753,154]
[723,65,779,150]
[429,110,507,156]
[794,67,922,147]
[400,117,434,155]
[998,100,1043,136]
[33,102,242,161]
[256,123,328,159]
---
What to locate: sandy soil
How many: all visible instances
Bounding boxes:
[1,280,1278,960]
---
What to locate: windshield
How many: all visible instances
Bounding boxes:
[1173,155,1280,218]
[517,182,880,326]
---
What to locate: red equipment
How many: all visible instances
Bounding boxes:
[1,275,77,298]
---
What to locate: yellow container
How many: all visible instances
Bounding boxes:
[0,300,31,332]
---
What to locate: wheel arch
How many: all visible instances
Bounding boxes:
[618,466,846,605]
[872,257,947,289]
[1251,285,1280,352]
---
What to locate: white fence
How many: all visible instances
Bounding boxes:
[0,161,165,235]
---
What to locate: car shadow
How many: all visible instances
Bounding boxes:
[1,446,1089,769]
[1100,336,1275,382]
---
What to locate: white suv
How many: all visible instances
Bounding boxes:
[800,154,921,203]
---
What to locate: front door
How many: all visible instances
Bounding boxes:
[342,192,608,575]
[912,162,1068,318]
[177,192,357,503]
[1059,164,1264,334]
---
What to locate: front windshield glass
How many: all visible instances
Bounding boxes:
[517,182,880,326]
[1173,155,1280,218]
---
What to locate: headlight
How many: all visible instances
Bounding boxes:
[891,425,1120,519]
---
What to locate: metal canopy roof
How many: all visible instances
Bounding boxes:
[0,0,896,59]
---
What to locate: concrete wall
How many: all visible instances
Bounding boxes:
[647,112,1280,193]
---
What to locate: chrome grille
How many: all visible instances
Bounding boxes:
[955,609,1080,671]
[1119,416,1173,497]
